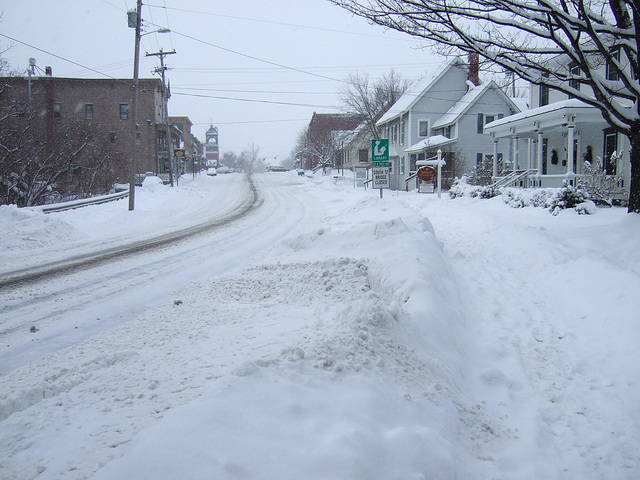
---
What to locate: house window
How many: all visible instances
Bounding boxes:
[400,120,405,145]
[120,103,129,120]
[476,153,483,166]
[603,131,618,175]
[418,120,429,137]
[392,124,398,144]
[358,149,368,163]
[477,113,494,134]
[53,103,61,118]
[539,72,550,107]
[606,47,621,81]
[569,64,580,96]
[85,104,94,120]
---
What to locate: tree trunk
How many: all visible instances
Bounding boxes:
[628,120,640,213]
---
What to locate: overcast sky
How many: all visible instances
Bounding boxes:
[1,0,441,164]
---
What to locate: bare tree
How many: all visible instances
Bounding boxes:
[340,70,409,138]
[1,93,121,206]
[329,0,640,213]
[241,143,262,173]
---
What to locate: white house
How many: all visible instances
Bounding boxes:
[484,52,632,198]
[374,56,521,190]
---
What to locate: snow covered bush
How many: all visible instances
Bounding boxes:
[449,176,498,199]
[577,154,626,207]
[502,183,593,215]
[451,178,594,215]
[545,183,593,216]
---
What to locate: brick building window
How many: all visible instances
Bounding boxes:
[110,132,117,144]
[120,103,129,120]
[53,103,61,118]
[85,104,94,120]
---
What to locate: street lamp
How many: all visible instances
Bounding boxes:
[127,1,170,211]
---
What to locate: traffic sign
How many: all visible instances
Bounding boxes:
[371,139,389,166]
[372,166,390,189]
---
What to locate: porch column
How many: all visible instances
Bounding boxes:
[492,138,498,180]
[537,131,544,177]
[527,138,532,170]
[566,124,575,175]
[512,136,519,170]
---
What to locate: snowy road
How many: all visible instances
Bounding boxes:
[0,173,305,373]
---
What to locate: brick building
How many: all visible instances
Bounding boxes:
[169,116,205,175]
[1,70,179,203]
[305,113,365,170]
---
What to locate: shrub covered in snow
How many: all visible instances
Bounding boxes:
[450,178,595,215]
[449,176,498,199]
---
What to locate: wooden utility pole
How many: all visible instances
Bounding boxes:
[147,48,176,187]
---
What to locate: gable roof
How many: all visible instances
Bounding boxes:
[376,57,467,126]
[432,81,521,129]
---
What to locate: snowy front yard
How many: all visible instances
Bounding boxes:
[1,172,638,479]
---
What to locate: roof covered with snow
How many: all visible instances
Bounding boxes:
[376,57,466,126]
[405,135,456,153]
[432,81,520,129]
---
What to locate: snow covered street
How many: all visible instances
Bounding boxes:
[1,171,639,479]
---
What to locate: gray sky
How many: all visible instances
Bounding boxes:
[1,0,440,164]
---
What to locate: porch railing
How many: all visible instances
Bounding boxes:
[491,169,538,189]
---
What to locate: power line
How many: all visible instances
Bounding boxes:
[171,91,339,109]
[191,118,309,126]
[144,4,417,44]
[0,33,118,79]
[164,28,347,84]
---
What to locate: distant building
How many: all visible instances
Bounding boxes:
[305,113,365,170]
[170,116,199,176]
[205,125,219,167]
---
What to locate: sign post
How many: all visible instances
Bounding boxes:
[371,139,390,198]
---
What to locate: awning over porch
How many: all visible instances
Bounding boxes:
[405,135,456,154]
[483,99,605,138]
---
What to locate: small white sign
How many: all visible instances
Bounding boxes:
[372,167,390,189]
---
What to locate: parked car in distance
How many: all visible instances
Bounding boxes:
[267,166,288,172]
[207,168,217,176]
[216,166,234,174]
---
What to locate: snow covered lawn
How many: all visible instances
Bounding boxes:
[1,172,638,479]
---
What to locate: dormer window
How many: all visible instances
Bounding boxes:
[569,64,581,96]
[539,72,550,107]
[606,47,621,81]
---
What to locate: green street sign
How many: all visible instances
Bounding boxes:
[371,139,389,166]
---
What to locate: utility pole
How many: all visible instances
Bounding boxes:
[147,48,176,187]
[127,0,142,211]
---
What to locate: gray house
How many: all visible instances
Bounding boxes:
[376,57,521,190]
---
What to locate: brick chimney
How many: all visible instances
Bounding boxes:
[45,66,52,76]
[467,53,480,89]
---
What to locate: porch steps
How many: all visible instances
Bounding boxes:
[491,169,537,189]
